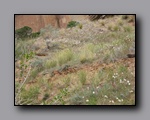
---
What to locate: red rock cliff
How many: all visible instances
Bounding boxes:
[15,15,71,32]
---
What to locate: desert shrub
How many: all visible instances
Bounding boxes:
[15,26,40,39]
[69,93,85,105]
[31,59,44,71]
[15,26,32,39]
[15,39,35,60]
[30,32,40,38]
[67,21,80,28]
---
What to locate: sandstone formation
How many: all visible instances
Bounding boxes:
[15,15,71,32]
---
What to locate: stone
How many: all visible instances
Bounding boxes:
[127,53,135,58]
[35,52,48,56]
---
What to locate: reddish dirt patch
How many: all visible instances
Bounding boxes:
[50,58,135,80]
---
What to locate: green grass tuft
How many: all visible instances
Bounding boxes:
[57,49,74,66]
[78,70,87,85]
[44,59,57,69]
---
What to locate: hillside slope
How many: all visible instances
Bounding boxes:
[15,15,135,105]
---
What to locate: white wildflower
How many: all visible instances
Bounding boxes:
[96,86,99,89]
[120,79,123,83]
[104,95,108,98]
[86,99,89,102]
[93,91,95,94]
[129,90,133,93]
[128,83,131,85]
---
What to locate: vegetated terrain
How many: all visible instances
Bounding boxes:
[15,15,135,105]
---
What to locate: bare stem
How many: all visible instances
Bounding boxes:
[19,66,31,90]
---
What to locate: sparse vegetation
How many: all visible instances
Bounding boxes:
[113,25,120,31]
[78,24,83,29]
[67,21,80,28]
[123,26,132,32]
[118,19,123,26]
[15,15,135,105]
[108,24,113,31]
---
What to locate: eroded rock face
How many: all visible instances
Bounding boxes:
[56,15,71,28]
[15,15,71,32]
